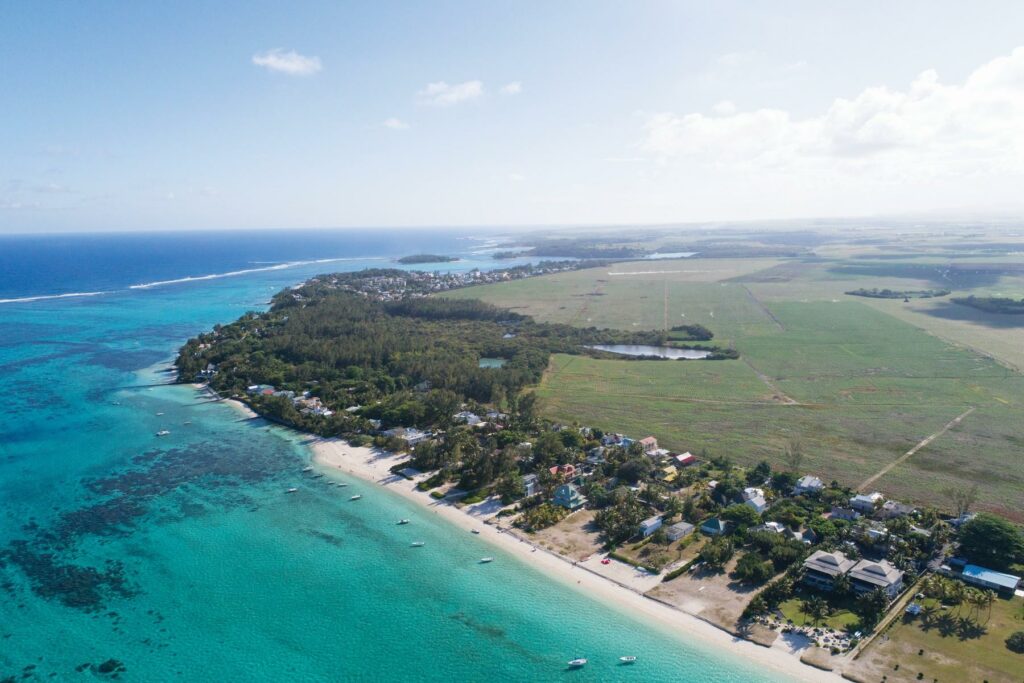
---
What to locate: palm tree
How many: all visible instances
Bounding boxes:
[980,589,996,623]
[833,574,852,597]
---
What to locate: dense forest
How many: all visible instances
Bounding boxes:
[952,295,1024,314]
[397,254,458,264]
[846,287,950,299]
[175,274,722,435]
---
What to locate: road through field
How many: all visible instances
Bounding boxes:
[857,406,976,492]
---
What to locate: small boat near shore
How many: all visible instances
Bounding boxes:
[397,519,411,525]
[156,430,170,436]
[567,658,587,668]
[479,557,494,564]
[470,529,480,534]
[410,541,425,547]
[619,656,637,664]
[301,466,314,472]
[286,488,298,494]
[350,494,362,501]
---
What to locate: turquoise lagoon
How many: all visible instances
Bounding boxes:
[0,238,781,681]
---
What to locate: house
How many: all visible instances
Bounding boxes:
[586,447,606,465]
[552,483,586,510]
[849,559,904,598]
[700,518,731,536]
[639,436,659,454]
[381,427,429,446]
[640,516,663,538]
[548,464,576,480]
[484,410,508,422]
[793,475,824,495]
[454,411,482,426]
[802,550,857,592]
[666,521,695,541]
[949,512,976,528]
[522,473,540,497]
[830,506,861,521]
[878,500,915,519]
[743,488,768,514]
[850,492,884,514]
[660,465,678,483]
[854,522,889,545]
[751,521,787,535]
[939,558,1022,597]
[674,451,697,467]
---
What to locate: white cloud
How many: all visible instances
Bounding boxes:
[382,117,410,130]
[643,46,1024,181]
[417,80,483,106]
[500,81,522,95]
[252,49,322,76]
[508,173,525,182]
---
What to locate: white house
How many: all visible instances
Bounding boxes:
[640,515,663,538]
[850,492,884,514]
[454,411,483,426]
[793,475,824,495]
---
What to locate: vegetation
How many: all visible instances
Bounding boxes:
[958,513,1024,570]
[397,254,458,264]
[846,287,950,299]
[952,295,1024,314]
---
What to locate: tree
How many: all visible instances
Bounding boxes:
[944,484,979,519]
[721,502,762,529]
[959,513,1024,570]
[733,553,774,584]
[594,493,647,544]
[854,588,889,629]
[802,596,829,625]
[1006,630,1024,653]
[747,460,772,485]
[698,538,735,570]
[832,573,852,598]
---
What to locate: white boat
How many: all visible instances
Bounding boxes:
[410,541,425,547]
[302,466,314,472]
[156,430,170,436]
[286,488,298,494]
[567,658,587,668]
[619,656,637,664]
[156,412,164,416]
[397,519,411,525]
[479,557,494,563]
[471,529,480,534]
[338,483,349,487]
[350,495,362,501]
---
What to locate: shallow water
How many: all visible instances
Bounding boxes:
[0,230,778,681]
[588,344,711,359]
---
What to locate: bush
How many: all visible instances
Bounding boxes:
[429,490,445,499]
[733,553,775,584]
[1006,630,1024,653]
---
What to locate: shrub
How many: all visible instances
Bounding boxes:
[1006,630,1024,653]
[429,490,445,499]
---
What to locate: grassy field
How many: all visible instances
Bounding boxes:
[453,257,1024,518]
[778,595,860,631]
[851,596,1024,683]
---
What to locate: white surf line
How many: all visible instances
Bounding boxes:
[858,406,976,492]
[0,290,110,305]
[128,256,383,290]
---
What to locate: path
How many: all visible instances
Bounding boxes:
[741,285,785,331]
[857,406,976,491]
[741,358,800,405]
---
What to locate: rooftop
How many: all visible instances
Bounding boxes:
[961,564,1021,590]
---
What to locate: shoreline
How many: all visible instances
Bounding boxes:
[308,436,842,683]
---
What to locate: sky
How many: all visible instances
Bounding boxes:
[3,1,1024,232]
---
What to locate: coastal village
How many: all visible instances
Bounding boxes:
[184,267,1024,683]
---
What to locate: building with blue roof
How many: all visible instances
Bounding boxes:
[940,558,1021,597]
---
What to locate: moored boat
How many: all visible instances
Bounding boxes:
[410,541,425,547]
[156,430,170,436]
[567,658,587,668]
[286,488,298,494]
[619,656,637,664]
[397,519,411,525]
[350,494,362,501]
[479,557,494,563]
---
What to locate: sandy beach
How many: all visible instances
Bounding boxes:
[309,437,841,683]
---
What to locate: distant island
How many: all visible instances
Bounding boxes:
[397,254,459,264]
[846,287,950,300]
[952,295,1024,314]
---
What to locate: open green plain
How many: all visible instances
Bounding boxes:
[446,257,1024,519]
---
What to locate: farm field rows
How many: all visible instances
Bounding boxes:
[454,258,1024,519]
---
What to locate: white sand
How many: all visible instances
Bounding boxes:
[310,437,841,682]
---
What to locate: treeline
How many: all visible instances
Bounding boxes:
[846,287,950,299]
[397,254,458,264]
[176,287,684,434]
[952,295,1024,314]
[668,324,714,341]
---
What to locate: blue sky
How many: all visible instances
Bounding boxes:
[3,1,1024,232]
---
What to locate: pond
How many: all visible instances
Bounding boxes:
[587,344,710,360]
[478,357,507,368]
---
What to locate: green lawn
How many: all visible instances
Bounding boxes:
[854,596,1024,683]
[778,595,861,631]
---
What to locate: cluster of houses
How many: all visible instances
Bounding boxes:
[802,550,905,598]
[303,261,587,303]
[245,385,335,417]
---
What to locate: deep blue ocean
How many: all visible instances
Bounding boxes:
[0,229,781,681]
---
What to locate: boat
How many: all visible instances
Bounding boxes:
[156,412,164,416]
[286,488,298,494]
[470,529,480,534]
[311,473,324,479]
[479,557,494,564]
[338,483,349,487]
[156,430,170,436]
[410,541,425,547]
[567,658,587,668]
[350,495,362,501]
[397,519,411,525]
[302,466,314,472]
[183,421,192,425]
[619,656,637,664]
